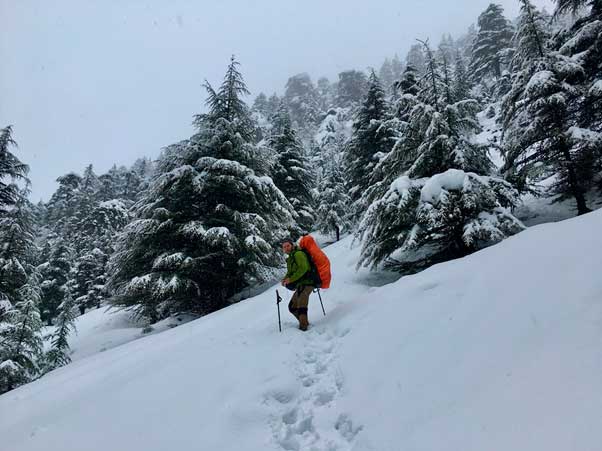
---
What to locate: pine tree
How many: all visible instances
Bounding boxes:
[406,44,426,76]
[0,293,43,394]
[266,93,281,119]
[46,172,82,230]
[43,287,76,372]
[453,50,471,101]
[554,0,601,15]
[395,65,420,98]
[511,0,551,71]
[502,0,599,215]
[391,54,404,83]
[316,77,333,110]
[0,133,43,393]
[335,70,368,108]
[108,58,295,322]
[409,40,492,179]
[553,0,602,191]
[196,56,255,141]
[311,107,352,182]
[469,4,514,81]
[268,104,316,232]
[357,171,524,273]
[457,24,478,60]
[283,73,320,138]
[73,248,108,314]
[343,71,395,218]
[379,58,395,94]
[357,40,523,274]
[252,92,269,115]
[0,126,29,212]
[38,239,73,325]
[315,164,351,240]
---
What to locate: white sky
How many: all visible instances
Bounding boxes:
[1,0,554,201]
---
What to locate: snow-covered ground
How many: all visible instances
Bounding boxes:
[2,210,602,451]
[41,307,197,363]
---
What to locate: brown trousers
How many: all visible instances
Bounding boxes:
[288,285,313,318]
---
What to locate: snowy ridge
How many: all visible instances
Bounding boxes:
[2,210,602,450]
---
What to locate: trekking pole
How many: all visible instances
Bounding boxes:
[316,289,326,316]
[276,290,283,332]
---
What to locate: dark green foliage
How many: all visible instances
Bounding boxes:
[335,70,368,108]
[0,126,29,212]
[38,240,73,325]
[344,71,396,210]
[406,44,426,76]
[283,73,320,136]
[315,164,352,238]
[43,288,76,372]
[0,295,43,394]
[453,50,471,101]
[108,58,295,322]
[469,4,514,80]
[502,0,601,215]
[357,172,524,273]
[268,104,316,232]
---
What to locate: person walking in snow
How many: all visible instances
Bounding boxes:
[281,238,314,331]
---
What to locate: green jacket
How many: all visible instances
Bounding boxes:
[285,248,313,287]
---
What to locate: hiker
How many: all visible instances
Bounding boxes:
[281,238,314,331]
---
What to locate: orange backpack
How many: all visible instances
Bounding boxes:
[299,235,331,289]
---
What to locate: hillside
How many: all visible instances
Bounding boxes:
[1,210,601,451]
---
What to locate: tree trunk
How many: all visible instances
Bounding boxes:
[561,144,592,216]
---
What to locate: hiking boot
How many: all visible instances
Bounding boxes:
[298,314,309,331]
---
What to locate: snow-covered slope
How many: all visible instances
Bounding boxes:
[2,210,602,451]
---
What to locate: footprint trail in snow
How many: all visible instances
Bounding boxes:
[264,324,363,451]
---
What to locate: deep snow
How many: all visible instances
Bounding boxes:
[1,210,602,451]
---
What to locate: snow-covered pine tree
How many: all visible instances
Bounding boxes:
[43,286,76,373]
[364,65,421,204]
[251,92,273,143]
[379,58,395,95]
[38,239,73,325]
[72,199,130,255]
[335,70,368,109]
[0,192,38,307]
[283,73,320,140]
[343,70,396,220]
[511,0,551,71]
[268,103,316,232]
[406,43,426,76]
[107,57,296,322]
[266,93,282,119]
[469,4,514,81]
[312,107,352,181]
[553,0,602,191]
[502,0,600,215]
[0,133,44,393]
[395,65,420,100]
[73,248,108,314]
[554,0,601,15]
[316,77,333,111]
[315,163,351,240]
[357,40,524,274]
[0,126,29,212]
[0,294,43,394]
[391,54,404,80]
[453,50,472,102]
[45,173,82,227]
[252,92,269,116]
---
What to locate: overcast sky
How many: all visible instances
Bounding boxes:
[1,0,554,201]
